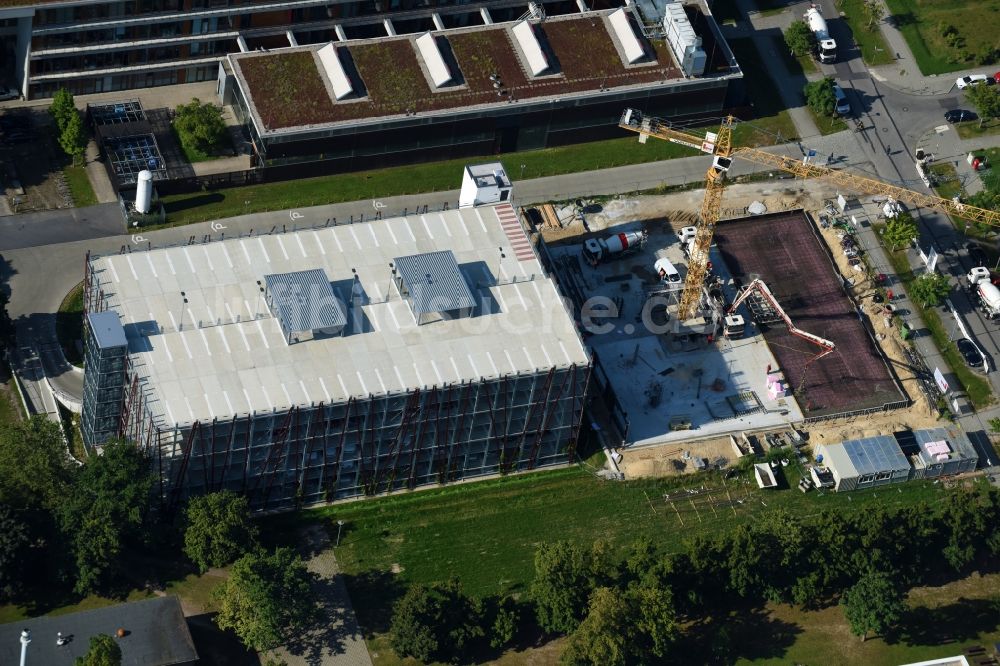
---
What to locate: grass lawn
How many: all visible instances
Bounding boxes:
[63,165,97,208]
[928,162,964,200]
[956,118,1000,140]
[880,239,993,407]
[735,572,1000,665]
[56,282,84,367]
[835,0,894,66]
[0,377,23,425]
[883,0,1000,75]
[161,107,794,227]
[979,147,1000,194]
[807,107,850,136]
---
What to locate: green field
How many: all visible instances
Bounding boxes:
[63,165,97,208]
[928,162,964,200]
[807,106,850,135]
[956,118,1000,140]
[884,0,1000,75]
[980,147,1000,194]
[835,0,894,65]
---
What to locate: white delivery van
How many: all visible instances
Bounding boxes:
[654,257,682,286]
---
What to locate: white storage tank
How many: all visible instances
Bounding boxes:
[135,170,153,214]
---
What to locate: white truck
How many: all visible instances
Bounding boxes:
[582,229,647,266]
[805,5,837,63]
[968,267,1000,319]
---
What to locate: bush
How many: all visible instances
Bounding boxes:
[803,77,837,118]
[183,490,258,573]
[173,98,227,157]
[389,579,484,663]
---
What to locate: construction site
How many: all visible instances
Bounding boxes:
[527,109,1000,477]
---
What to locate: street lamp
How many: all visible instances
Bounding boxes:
[336,520,345,547]
[19,629,30,666]
[520,163,526,180]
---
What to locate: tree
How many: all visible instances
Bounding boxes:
[183,491,258,573]
[58,110,88,166]
[863,0,884,30]
[75,633,121,666]
[561,585,677,665]
[966,85,1000,129]
[214,547,317,651]
[841,570,905,641]
[882,212,918,251]
[173,98,227,157]
[489,596,519,650]
[0,416,74,511]
[910,271,951,307]
[804,78,837,117]
[784,20,816,57]
[58,439,153,595]
[0,505,29,600]
[531,541,610,634]
[49,88,76,133]
[388,579,484,662]
[989,417,1000,433]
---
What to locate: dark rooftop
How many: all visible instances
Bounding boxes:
[0,596,198,666]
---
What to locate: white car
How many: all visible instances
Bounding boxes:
[956,74,989,89]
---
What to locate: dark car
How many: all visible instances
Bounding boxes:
[957,338,985,369]
[945,109,978,123]
[967,242,989,267]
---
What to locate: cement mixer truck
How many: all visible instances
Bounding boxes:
[805,5,837,63]
[582,229,647,266]
[968,267,1000,319]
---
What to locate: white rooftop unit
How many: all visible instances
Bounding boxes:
[662,2,706,77]
[608,8,646,64]
[459,162,512,207]
[512,20,549,76]
[415,32,453,88]
[317,42,354,100]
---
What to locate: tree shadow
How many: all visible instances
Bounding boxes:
[340,569,406,636]
[188,612,262,666]
[676,605,803,665]
[162,192,225,214]
[892,598,1000,647]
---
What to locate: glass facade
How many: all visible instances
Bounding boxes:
[80,313,128,450]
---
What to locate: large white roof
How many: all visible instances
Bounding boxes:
[90,204,588,429]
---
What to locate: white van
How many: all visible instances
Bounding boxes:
[833,84,851,116]
[654,257,682,286]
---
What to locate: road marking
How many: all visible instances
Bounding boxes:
[201,245,214,271]
[385,222,398,245]
[486,352,499,377]
[349,226,362,249]
[523,346,536,370]
[257,237,271,263]
[234,317,250,351]
[374,368,387,393]
[160,335,174,362]
[467,354,480,378]
[295,234,307,258]
[457,213,470,236]
[412,363,426,388]
[450,357,461,381]
[145,254,158,278]
[182,247,196,273]
[504,350,515,374]
[386,302,401,329]
[223,391,234,416]
[356,371,369,396]
[540,344,553,367]
[331,229,344,252]
[312,230,327,255]
[493,288,507,311]
[255,319,270,348]
[108,261,120,283]
[184,396,195,422]
[337,373,349,398]
[167,311,178,331]
[531,281,544,305]
[261,386,273,408]
[165,402,177,426]
[473,208,488,233]
[514,282,528,309]
[242,388,252,413]
[179,330,193,359]
[281,382,293,406]
[276,236,290,261]
[430,359,443,385]
[420,215,434,239]
[203,394,214,420]
[318,377,331,402]
[390,366,404,391]
[438,213,452,237]
[559,341,572,365]
[125,255,138,279]
[299,379,309,404]
[240,239,252,264]
[198,328,212,356]
[402,217,417,242]
[164,253,177,275]
[220,244,234,268]
[369,224,380,247]
[216,327,231,354]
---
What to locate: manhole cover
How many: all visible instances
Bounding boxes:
[747,201,767,215]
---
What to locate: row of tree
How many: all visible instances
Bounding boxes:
[389,485,1000,664]
[0,417,316,657]
[49,88,87,166]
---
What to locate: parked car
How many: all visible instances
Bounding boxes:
[956,74,989,89]
[945,109,978,123]
[0,86,18,102]
[967,242,989,268]
[957,338,986,369]
[833,83,851,116]
[995,71,1000,84]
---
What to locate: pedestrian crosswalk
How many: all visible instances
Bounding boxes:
[494,203,534,262]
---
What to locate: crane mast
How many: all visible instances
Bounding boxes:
[618,108,1000,322]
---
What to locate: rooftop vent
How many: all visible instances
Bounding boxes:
[415,32,453,88]
[392,250,476,325]
[512,20,549,76]
[608,8,646,64]
[264,269,347,344]
[317,42,354,100]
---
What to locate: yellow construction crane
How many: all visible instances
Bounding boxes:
[618,109,1000,320]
